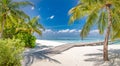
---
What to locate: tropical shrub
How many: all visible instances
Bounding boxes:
[0,39,25,66]
[15,32,36,48]
[3,27,16,39]
[3,28,36,48]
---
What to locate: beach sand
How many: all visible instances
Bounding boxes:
[24,40,120,66]
[36,40,66,46]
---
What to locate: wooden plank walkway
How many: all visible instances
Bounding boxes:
[46,41,104,54]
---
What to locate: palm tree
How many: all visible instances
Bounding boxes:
[16,16,44,35]
[0,0,33,38]
[69,0,120,61]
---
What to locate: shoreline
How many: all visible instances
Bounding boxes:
[36,40,66,46]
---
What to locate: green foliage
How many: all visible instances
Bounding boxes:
[0,0,33,38]
[0,39,25,66]
[15,32,36,48]
[3,28,37,48]
[29,16,45,35]
[2,16,43,48]
[3,27,16,39]
[69,0,120,40]
[0,0,44,48]
[15,16,44,35]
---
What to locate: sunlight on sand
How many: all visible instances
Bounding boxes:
[23,40,120,66]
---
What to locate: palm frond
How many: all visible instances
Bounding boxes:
[68,3,89,24]
[81,0,105,6]
[15,27,31,34]
[30,16,39,24]
[80,7,99,39]
[30,16,44,30]
[111,10,120,40]
[10,1,34,8]
[7,13,17,24]
[11,9,30,20]
[33,28,42,35]
[97,11,107,34]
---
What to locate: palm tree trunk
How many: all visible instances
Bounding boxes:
[0,21,4,38]
[0,14,6,38]
[103,5,112,61]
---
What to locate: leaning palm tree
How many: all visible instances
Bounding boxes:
[16,16,44,35]
[0,0,33,38]
[28,16,44,35]
[69,0,120,61]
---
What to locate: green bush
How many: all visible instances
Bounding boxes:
[3,27,16,39]
[0,39,25,66]
[3,28,36,48]
[15,32,36,48]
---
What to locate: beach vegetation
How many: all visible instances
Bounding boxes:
[0,0,44,66]
[69,0,120,61]
[15,32,36,48]
[0,0,44,48]
[0,39,25,66]
[0,0,33,38]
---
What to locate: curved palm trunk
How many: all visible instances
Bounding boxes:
[0,21,5,38]
[103,5,112,61]
[0,14,6,38]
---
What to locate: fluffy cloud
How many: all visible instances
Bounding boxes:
[50,15,55,19]
[43,29,53,33]
[89,30,100,36]
[89,30,99,34]
[58,29,79,33]
[35,29,103,40]
[58,29,70,33]
[31,7,35,10]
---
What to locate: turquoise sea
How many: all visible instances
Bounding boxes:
[40,38,120,45]
[49,39,104,44]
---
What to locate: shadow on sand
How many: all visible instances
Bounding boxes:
[22,43,61,66]
[84,47,120,66]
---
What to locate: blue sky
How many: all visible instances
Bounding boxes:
[22,0,103,40]
[23,0,83,30]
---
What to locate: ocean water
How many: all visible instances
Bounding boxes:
[43,38,104,44]
[40,38,120,45]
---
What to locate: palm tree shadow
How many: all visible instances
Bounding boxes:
[84,48,120,66]
[23,45,61,66]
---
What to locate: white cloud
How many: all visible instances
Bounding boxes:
[40,29,81,39]
[36,29,103,39]
[43,29,80,34]
[43,29,53,33]
[43,29,100,35]
[50,15,54,19]
[37,15,40,18]
[58,29,80,33]
[69,29,77,33]
[90,30,99,34]
[31,7,35,10]
[58,29,70,33]
[78,30,81,32]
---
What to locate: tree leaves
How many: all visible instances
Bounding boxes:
[0,0,33,38]
[68,3,90,25]
[10,1,34,8]
[68,0,120,40]
[80,7,99,39]
[97,11,107,34]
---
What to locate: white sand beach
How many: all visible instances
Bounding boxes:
[24,40,120,66]
[36,40,66,46]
